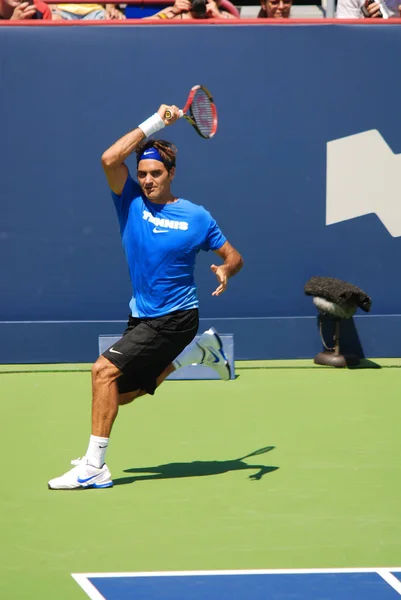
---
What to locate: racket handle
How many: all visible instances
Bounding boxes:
[165,109,184,120]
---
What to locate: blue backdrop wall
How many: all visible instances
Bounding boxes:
[1,23,401,362]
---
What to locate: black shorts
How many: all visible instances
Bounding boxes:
[103,308,199,396]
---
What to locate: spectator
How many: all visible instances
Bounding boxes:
[149,0,237,19]
[336,0,398,17]
[51,3,125,19]
[0,0,52,19]
[258,0,292,17]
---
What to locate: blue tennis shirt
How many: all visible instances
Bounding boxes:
[112,174,226,318]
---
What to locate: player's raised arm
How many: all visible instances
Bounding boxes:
[211,241,244,296]
[101,104,180,195]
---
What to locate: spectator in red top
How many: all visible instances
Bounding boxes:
[0,0,52,19]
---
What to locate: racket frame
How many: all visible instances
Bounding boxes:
[165,85,218,139]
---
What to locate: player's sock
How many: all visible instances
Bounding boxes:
[85,435,109,468]
[173,343,204,369]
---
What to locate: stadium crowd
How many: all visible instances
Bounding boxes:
[0,0,400,22]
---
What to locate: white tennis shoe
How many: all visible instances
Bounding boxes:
[48,459,113,490]
[196,327,231,381]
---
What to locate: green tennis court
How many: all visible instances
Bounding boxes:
[1,360,401,600]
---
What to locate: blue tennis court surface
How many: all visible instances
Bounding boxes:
[72,569,401,600]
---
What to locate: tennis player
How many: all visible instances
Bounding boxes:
[48,103,243,490]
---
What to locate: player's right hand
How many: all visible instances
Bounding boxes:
[11,2,37,19]
[157,104,181,126]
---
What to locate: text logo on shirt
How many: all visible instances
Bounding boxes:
[143,210,189,231]
[326,129,401,237]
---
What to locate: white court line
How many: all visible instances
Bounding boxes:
[378,569,401,596]
[72,568,401,599]
[71,574,107,600]
[73,567,401,579]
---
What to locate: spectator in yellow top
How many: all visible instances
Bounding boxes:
[51,3,125,19]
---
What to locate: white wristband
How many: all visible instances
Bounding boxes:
[137,113,165,138]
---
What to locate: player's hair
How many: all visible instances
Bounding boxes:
[136,139,177,172]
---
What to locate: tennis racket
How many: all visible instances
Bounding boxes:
[165,85,218,139]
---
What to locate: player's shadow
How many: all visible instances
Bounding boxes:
[113,446,278,486]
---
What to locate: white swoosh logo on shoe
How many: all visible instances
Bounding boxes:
[77,474,99,484]
[109,347,123,355]
[153,227,168,233]
[209,349,221,363]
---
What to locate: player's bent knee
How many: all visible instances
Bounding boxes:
[118,389,147,405]
[92,355,121,383]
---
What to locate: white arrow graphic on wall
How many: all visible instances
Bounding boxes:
[326,129,401,238]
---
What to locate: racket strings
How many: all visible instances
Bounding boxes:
[191,90,215,137]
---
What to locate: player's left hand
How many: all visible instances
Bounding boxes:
[210,264,227,296]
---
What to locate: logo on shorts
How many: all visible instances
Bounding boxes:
[109,347,123,355]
